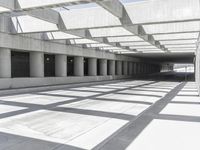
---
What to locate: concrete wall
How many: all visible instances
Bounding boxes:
[0,75,132,90]
[161,64,174,72]
[0,15,161,90]
[195,42,200,95]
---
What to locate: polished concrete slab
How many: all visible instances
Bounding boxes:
[0,80,199,150]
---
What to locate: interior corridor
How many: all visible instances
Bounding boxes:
[0,79,199,150]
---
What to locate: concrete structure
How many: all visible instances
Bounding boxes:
[0,1,199,150]
[55,54,67,77]
[0,0,196,91]
[74,56,84,76]
[88,58,97,76]
[0,79,198,150]
[0,48,11,78]
[30,52,44,77]
[108,60,115,75]
[99,59,107,76]
[116,61,123,75]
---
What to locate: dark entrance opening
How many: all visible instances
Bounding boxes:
[115,61,118,75]
[107,60,110,75]
[67,56,74,76]
[97,59,100,76]
[11,51,30,78]
[44,54,55,77]
[122,62,124,75]
[84,58,89,76]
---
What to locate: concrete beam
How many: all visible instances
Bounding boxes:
[0,48,11,78]
[11,9,133,52]
[96,0,167,52]
[0,0,100,11]
[0,0,15,9]
[96,0,123,18]
[0,31,140,62]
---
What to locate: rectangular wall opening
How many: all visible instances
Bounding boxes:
[67,56,74,76]
[115,62,118,75]
[107,60,110,75]
[136,63,140,74]
[44,54,55,77]
[173,63,195,81]
[11,51,30,78]
[84,58,89,76]
[97,59,100,76]
[122,62,124,75]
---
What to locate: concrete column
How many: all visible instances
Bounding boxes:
[100,59,107,76]
[144,64,146,74]
[137,63,141,74]
[123,61,128,75]
[88,58,97,76]
[108,60,115,75]
[140,64,143,74]
[134,63,137,75]
[74,56,84,76]
[55,54,67,77]
[0,48,11,78]
[30,52,44,77]
[128,62,133,75]
[133,62,137,75]
[116,61,122,75]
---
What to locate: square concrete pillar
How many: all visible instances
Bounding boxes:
[108,60,115,75]
[74,56,84,76]
[128,62,133,75]
[123,61,128,75]
[55,54,67,77]
[88,58,97,76]
[30,52,44,77]
[0,48,11,78]
[134,63,137,75]
[100,59,107,76]
[116,61,122,75]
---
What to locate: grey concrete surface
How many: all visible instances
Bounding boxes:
[0,75,132,90]
[0,80,199,150]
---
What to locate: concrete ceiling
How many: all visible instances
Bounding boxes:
[128,52,195,64]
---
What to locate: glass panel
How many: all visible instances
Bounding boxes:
[125,0,200,24]
[112,49,129,52]
[89,27,133,37]
[108,36,143,42]
[60,7,121,29]
[153,32,199,40]
[120,42,151,46]
[168,48,196,50]
[0,6,10,12]
[70,39,98,44]
[136,48,161,51]
[100,47,120,50]
[165,44,196,48]
[121,51,136,54]
[160,39,196,45]
[129,46,157,49]
[170,50,195,53]
[87,43,111,48]
[18,0,81,9]
[141,51,165,53]
[47,31,80,39]
[12,15,58,33]
[143,21,200,34]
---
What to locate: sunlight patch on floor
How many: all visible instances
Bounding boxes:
[126,119,200,150]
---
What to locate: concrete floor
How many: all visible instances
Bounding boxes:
[0,80,199,150]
